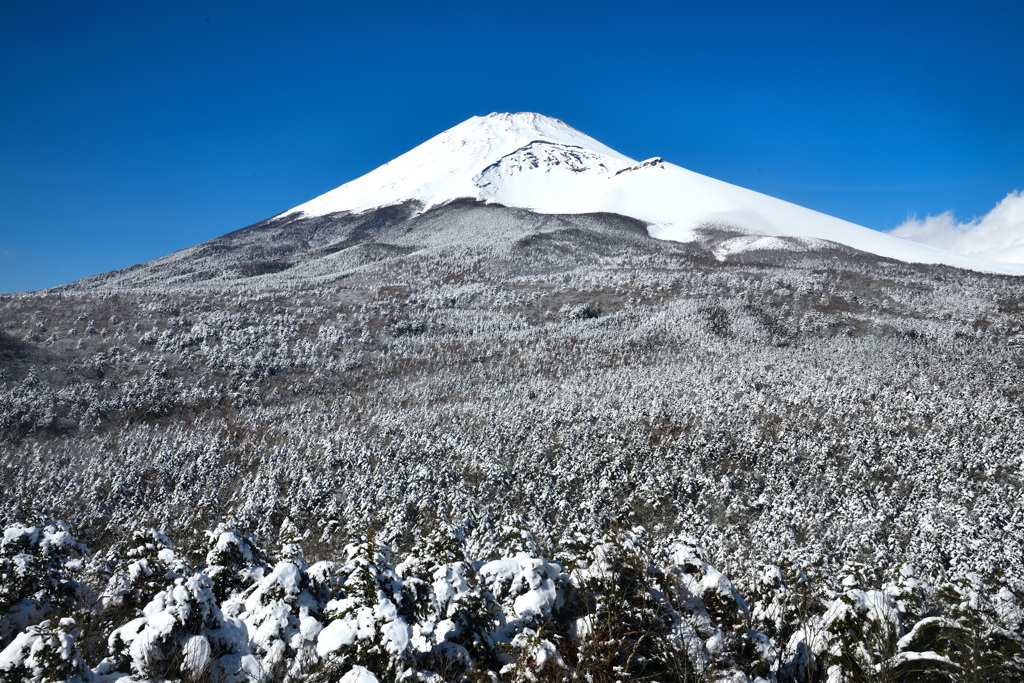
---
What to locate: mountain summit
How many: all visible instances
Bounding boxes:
[286,112,634,218]
[285,112,1023,275]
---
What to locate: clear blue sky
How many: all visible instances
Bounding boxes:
[1,0,1021,292]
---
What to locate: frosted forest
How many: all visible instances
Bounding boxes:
[2,202,1024,682]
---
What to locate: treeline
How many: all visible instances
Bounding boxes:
[2,520,1022,682]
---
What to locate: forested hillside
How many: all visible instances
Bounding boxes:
[2,202,1023,681]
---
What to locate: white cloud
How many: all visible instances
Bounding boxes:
[890,190,1024,264]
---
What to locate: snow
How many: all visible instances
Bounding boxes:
[251,602,291,652]
[886,650,954,669]
[501,628,565,674]
[478,554,561,621]
[287,113,632,218]
[699,565,745,612]
[340,665,380,683]
[214,530,254,561]
[434,619,456,643]
[0,630,31,671]
[823,589,898,629]
[478,558,520,582]
[283,112,1024,275]
[128,612,175,668]
[181,635,212,673]
[0,619,83,682]
[248,561,302,607]
[298,616,323,641]
[3,525,32,546]
[317,618,358,657]
[380,618,411,655]
[373,598,398,622]
[897,616,949,651]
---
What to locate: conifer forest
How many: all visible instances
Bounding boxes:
[2,203,1024,681]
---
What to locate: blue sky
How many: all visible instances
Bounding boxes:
[1,0,1021,292]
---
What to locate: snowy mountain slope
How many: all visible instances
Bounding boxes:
[286,113,634,217]
[68,201,673,291]
[286,112,1024,276]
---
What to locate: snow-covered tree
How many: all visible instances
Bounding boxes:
[105,572,256,682]
[0,618,89,683]
[315,535,413,681]
[204,522,269,603]
[0,522,87,648]
[100,528,185,614]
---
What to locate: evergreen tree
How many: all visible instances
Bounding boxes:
[105,572,256,682]
[315,534,413,681]
[0,522,87,649]
[204,522,270,604]
[396,523,504,678]
[568,527,685,681]
[0,618,90,683]
[895,574,1024,682]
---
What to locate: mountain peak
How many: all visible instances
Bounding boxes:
[284,113,634,219]
[283,113,1024,275]
[479,111,559,124]
[474,111,574,134]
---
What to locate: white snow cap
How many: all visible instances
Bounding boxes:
[285,112,1024,275]
[287,112,631,218]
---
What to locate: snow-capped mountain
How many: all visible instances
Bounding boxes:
[286,112,1024,275]
[9,112,1024,683]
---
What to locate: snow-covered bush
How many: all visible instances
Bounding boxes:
[895,575,1024,681]
[478,553,564,630]
[315,537,413,681]
[394,524,503,673]
[237,560,324,682]
[0,522,87,648]
[106,572,256,682]
[567,527,689,680]
[100,528,184,614]
[662,535,754,678]
[817,577,902,682]
[205,523,269,603]
[0,618,89,683]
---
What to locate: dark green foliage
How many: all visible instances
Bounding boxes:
[204,523,268,603]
